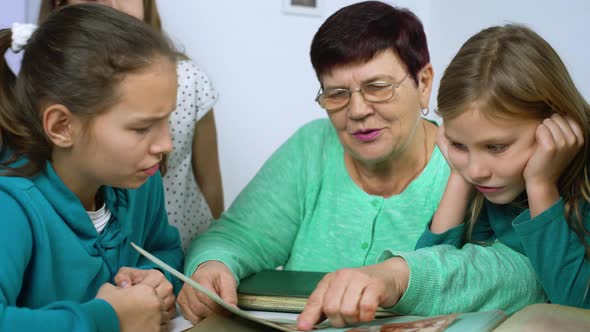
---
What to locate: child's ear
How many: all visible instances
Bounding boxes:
[418,63,434,109]
[42,104,76,148]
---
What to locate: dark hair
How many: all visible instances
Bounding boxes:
[310,0,429,85]
[0,4,177,176]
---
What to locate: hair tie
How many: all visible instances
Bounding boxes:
[11,23,38,53]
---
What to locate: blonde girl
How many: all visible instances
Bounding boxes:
[417,24,590,308]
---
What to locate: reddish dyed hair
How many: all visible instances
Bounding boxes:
[310,1,429,86]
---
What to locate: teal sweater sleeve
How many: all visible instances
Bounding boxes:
[414,222,465,248]
[0,191,119,332]
[380,242,547,315]
[184,122,310,280]
[134,172,184,294]
[512,198,590,308]
[415,204,495,249]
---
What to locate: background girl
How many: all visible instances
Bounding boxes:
[0,4,183,331]
[417,24,590,308]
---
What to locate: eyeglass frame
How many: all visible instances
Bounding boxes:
[314,73,410,112]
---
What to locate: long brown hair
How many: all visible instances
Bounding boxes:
[437,24,590,260]
[38,0,186,174]
[0,4,177,176]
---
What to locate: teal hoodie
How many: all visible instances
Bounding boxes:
[416,199,590,308]
[0,162,183,332]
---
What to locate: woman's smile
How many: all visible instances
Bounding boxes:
[352,128,382,142]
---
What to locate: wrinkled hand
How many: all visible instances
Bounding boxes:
[177,261,238,324]
[96,283,167,332]
[523,114,584,190]
[297,258,409,331]
[114,267,176,317]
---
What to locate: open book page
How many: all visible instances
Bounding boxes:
[133,243,506,332]
[131,243,313,331]
[218,311,504,332]
[341,314,457,332]
[182,311,494,332]
[244,312,458,332]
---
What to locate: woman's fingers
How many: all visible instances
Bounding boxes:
[298,275,331,330]
[358,283,382,322]
[177,285,202,324]
[339,275,368,325]
[298,269,386,330]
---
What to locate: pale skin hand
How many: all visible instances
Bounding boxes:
[114,267,176,317]
[177,260,238,324]
[96,283,166,332]
[430,124,474,233]
[297,258,409,331]
[523,114,584,218]
[193,110,224,219]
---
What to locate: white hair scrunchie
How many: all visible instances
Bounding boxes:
[11,23,38,53]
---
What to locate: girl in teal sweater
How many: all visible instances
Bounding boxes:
[0,4,183,332]
[416,24,590,308]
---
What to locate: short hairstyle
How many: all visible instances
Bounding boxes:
[310,1,429,85]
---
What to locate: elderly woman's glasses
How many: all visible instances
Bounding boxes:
[315,74,409,112]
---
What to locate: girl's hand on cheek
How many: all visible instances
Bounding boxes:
[436,124,452,165]
[436,124,472,189]
[523,114,584,190]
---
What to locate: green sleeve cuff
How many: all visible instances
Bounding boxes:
[81,299,120,332]
[513,198,563,235]
[378,249,442,315]
[184,250,242,284]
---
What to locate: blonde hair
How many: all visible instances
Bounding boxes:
[437,24,590,259]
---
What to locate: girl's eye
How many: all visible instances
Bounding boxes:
[132,127,151,134]
[487,144,508,153]
[450,142,467,151]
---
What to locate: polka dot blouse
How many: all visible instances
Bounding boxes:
[162,59,219,251]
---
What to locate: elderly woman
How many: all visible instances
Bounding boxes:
[178,1,546,326]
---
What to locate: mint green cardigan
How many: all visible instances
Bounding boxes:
[186,119,546,315]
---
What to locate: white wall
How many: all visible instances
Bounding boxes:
[158,1,324,207]
[428,0,590,112]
